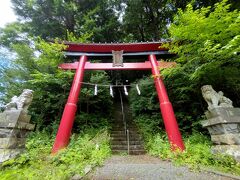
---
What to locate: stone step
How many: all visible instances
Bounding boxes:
[111,126,139,130]
[111,125,137,128]
[111,124,137,127]
[112,149,146,155]
[111,129,139,132]
[110,131,142,135]
[111,140,144,146]
[111,144,144,150]
[111,122,136,125]
[112,99,145,155]
[113,128,139,131]
[110,134,142,139]
[111,135,142,140]
[111,136,143,141]
[111,131,142,136]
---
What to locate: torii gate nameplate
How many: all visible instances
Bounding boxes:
[112,50,123,67]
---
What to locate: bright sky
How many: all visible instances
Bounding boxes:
[0,0,17,28]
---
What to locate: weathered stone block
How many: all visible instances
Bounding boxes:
[205,107,240,119]
[201,116,240,127]
[211,134,240,145]
[0,138,26,148]
[0,109,32,125]
[0,121,35,130]
[204,123,240,135]
[14,121,35,130]
[0,149,24,163]
[212,145,240,162]
[201,107,240,145]
[0,128,29,138]
[0,110,21,124]
[18,113,31,123]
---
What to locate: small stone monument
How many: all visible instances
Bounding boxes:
[201,85,240,161]
[0,89,35,163]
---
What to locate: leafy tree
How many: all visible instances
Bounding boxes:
[10,0,122,42]
[122,0,176,41]
[162,0,240,128]
[0,22,30,48]
[81,2,122,42]
[11,0,79,39]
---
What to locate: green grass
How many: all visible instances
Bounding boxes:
[0,128,111,180]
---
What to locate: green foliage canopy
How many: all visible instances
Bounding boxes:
[162,0,240,121]
[10,0,122,42]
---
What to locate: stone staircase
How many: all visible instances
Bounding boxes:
[110,94,145,155]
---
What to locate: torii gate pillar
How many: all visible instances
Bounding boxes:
[149,54,185,151]
[52,55,87,153]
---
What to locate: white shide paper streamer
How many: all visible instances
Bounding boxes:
[136,84,141,95]
[94,85,98,95]
[110,85,114,97]
[124,85,128,96]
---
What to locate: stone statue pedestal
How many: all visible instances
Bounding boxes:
[0,110,35,163]
[201,107,240,161]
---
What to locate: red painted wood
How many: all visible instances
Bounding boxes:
[64,42,167,53]
[52,55,87,154]
[149,54,185,151]
[59,61,176,70]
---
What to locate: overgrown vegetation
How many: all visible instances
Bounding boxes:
[0,127,111,180]
[148,133,240,175]
[129,0,240,175]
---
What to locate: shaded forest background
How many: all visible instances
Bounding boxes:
[0,0,239,134]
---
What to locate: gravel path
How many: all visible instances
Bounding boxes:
[87,155,238,180]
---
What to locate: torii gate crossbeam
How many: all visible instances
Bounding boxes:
[59,61,176,70]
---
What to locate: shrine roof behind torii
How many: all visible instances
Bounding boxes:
[63,42,175,60]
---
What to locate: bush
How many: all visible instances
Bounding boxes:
[73,113,110,133]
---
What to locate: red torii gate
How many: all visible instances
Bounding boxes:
[51,42,185,153]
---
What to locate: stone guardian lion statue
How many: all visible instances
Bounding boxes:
[201,85,233,110]
[4,89,34,113]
